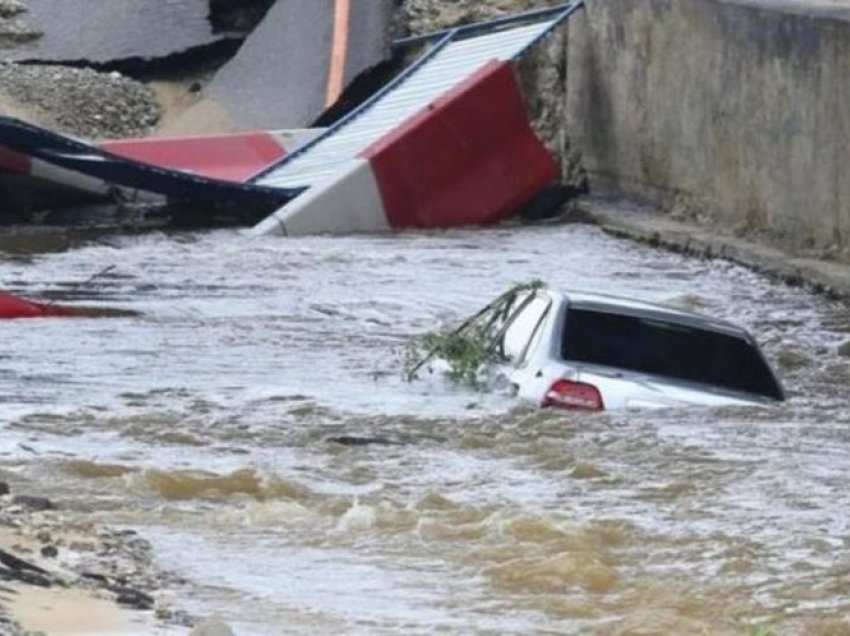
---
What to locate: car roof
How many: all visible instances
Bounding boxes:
[547,289,750,338]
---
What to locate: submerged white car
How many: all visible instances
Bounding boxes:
[493,289,785,410]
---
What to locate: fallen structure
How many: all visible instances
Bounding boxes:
[251,2,584,235]
[1,127,318,188]
[0,0,398,224]
[0,3,585,233]
[100,130,319,183]
[0,119,308,223]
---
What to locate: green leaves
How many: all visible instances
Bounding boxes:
[403,280,547,388]
[406,324,496,388]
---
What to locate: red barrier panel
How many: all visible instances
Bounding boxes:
[101,132,287,183]
[0,144,31,175]
[0,292,74,319]
[362,60,558,229]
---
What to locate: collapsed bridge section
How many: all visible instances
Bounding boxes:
[0,3,584,232]
[251,2,585,236]
[0,117,300,215]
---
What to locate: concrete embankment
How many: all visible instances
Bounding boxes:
[565,0,850,263]
[570,195,850,301]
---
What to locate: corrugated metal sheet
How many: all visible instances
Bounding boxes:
[254,5,577,190]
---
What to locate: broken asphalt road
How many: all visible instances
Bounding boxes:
[3,0,228,65]
[205,0,396,130]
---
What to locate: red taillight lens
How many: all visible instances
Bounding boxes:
[542,379,604,411]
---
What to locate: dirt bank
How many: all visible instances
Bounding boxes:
[0,63,160,139]
[0,477,173,635]
[0,0,40,47]
[0,0,161,139]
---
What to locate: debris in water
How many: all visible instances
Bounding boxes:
[403,280,546,387]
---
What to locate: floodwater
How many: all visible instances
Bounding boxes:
[0,223,848,635]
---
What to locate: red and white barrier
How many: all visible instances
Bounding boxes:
[0,129,321,198]
[254,158,389,235]
[101,129,320,182]
[0,151,120,199]
[253,61,559,236]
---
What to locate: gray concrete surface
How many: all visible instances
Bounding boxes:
[344,0,396,93]
[565,0,850,262]
[573,196,850,301]
[3,0,226,63]
[206,0,394,130]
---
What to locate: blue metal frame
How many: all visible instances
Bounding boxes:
[0,116,301,203]
[515,0,584,58]
[392,2,582,49]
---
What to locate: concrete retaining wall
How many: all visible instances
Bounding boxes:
[566,0,850,261]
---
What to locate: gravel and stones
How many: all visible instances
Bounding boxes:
[0,481,179,635]
[0,62,161,138]
[0,0,27,18]
[0,0,164,139]
[403,0,559,34]
[0,0,40,47]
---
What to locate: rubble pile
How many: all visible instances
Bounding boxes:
[403,0,558,34]
[0,62,161,138]
[0,481,180,635]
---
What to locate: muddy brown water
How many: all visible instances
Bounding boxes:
[0,224,848,635]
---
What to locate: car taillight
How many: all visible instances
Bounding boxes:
[542,379,604,411]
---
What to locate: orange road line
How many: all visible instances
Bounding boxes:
[326,0,352,107]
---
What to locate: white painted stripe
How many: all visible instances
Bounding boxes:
[30,158,162,201]
[30,158,111,195]
[251,158,389,236]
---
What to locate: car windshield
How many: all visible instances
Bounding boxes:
[561,308,783,400]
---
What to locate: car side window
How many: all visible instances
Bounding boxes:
[501,293,551,366]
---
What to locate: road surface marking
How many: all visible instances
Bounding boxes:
[326,0,352,107]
